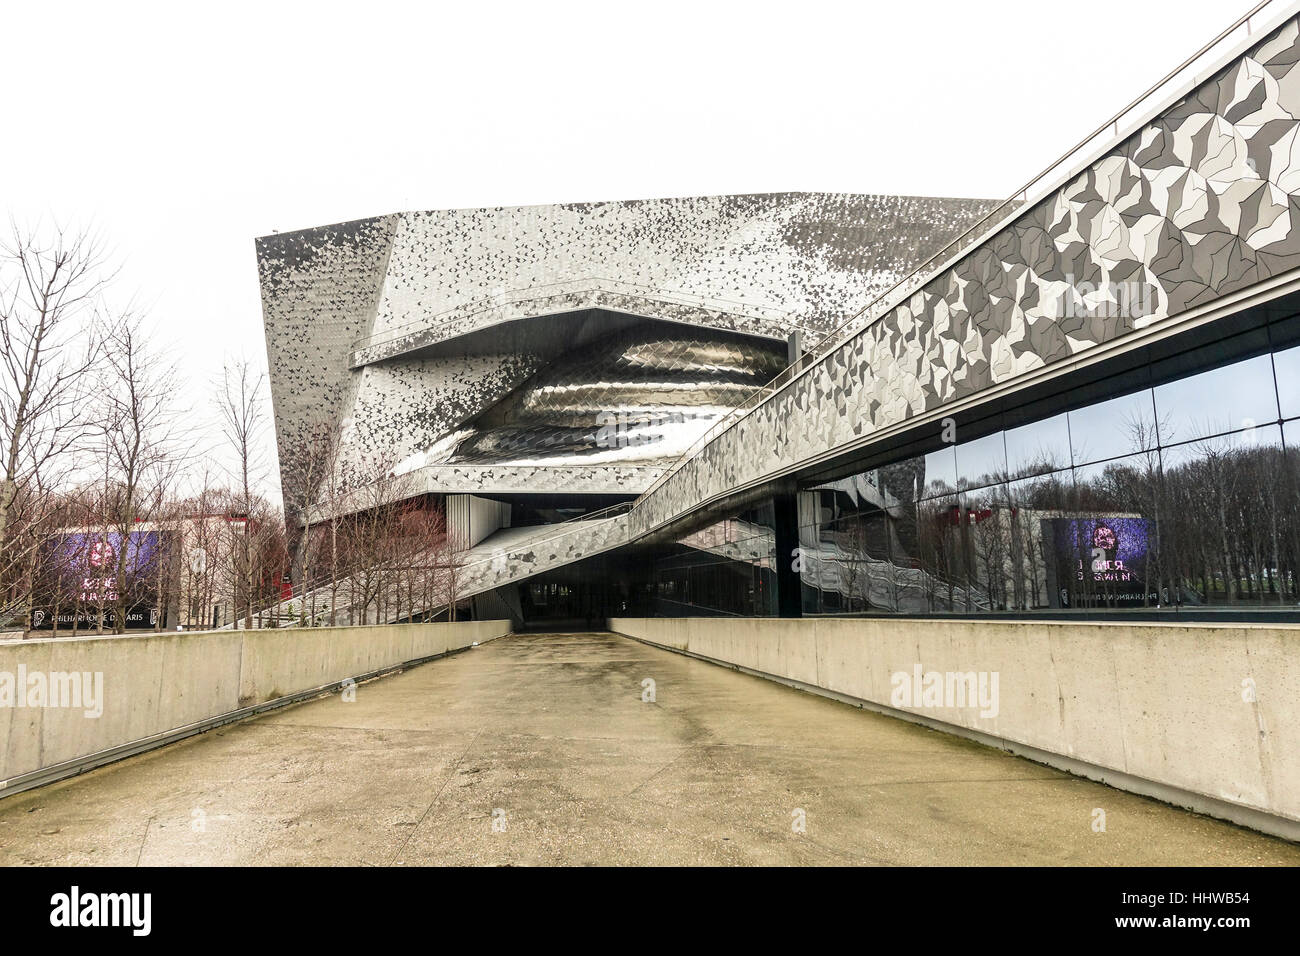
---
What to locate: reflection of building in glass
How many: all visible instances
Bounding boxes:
[788,328,1300,616]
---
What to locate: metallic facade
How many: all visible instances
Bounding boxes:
[437,326,786,467]
[258,192,1000,505]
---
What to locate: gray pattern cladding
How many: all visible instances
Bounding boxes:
[257,216,398,506]
[259,192,1002,506]
[254,515,633,626]
[370,194,1005,340]
[350,352,544,465]
[405,463,663,496]
[629,15,1300,538]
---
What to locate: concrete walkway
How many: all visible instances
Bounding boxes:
[1,632,1297,866]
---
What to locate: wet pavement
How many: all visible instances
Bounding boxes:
[1,632,1297,866]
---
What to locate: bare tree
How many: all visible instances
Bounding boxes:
[179,474,227,629]
[312,435,365,626]
[334,463,413,625]
[437,504,467,623]
[279,418,341,609]
[0,224,106,624]
[149,460,188,630]
[215,358,269,628]
[97,316,184,633]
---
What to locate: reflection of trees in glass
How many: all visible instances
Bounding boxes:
[825,509,897,613]
[831,514,873,613]
[1069,455,1156,608]
[1064,427,1294,608]
[1159,436,1293,606]
[804,406,1300,615]
[1006,469,1071,608]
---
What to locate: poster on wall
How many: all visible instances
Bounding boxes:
[29,530,167,630]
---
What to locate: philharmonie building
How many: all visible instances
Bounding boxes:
[257,14,1300,630]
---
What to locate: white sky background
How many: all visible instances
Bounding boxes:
[0,0,1266,503]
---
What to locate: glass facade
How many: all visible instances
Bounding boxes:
[795,332,1300,616]
[651,501,779,617]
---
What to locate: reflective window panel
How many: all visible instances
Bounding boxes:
[955,431,1008,492]
[798,332,1300,618]
[1068,388,1157,466]
[1157,425,1287,608]
[799,510,894,614]
[921,446,958,499]
[1004,472,1076,610]
[1004,413,1071,479]
[1272,344,1300,421]
[1153,353,1278,446]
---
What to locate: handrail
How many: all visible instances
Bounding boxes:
[629,0,1282,512]
[349,275,813,358]
[227,554,399,626]
[244,501,634,627]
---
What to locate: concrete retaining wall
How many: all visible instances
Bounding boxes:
[0,620,510,792]
[610,616,1300,841]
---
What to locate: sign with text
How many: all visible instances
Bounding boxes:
[31,530,167,630]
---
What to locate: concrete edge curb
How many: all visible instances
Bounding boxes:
[0,635,502,803]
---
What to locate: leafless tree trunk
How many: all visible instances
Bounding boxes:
[215,358,268,629]
[0,224,106,624]
[280,420,342,624]
[99,316,183,634]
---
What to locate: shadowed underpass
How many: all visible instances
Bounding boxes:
[1,632,1297,866]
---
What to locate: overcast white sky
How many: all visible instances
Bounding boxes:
[0,0,1266,498]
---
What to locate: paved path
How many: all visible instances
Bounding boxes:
[1,632,1297,866]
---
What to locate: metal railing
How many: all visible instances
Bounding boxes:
[349,276,814,360]
[630,0,1283,512]
[251,501,634,628]
[223,555,390,629]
